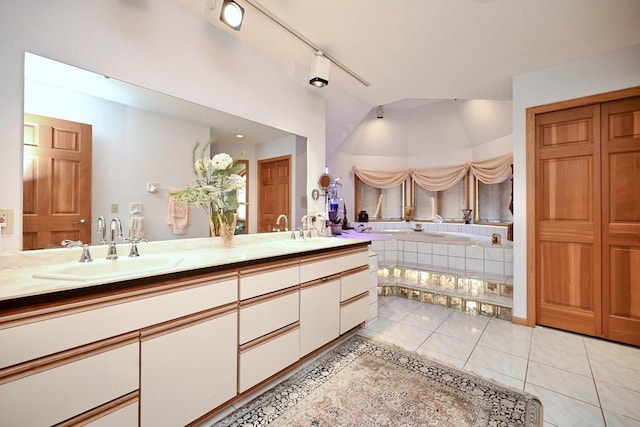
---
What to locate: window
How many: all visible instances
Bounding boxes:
[475,173,513,225]
[413,178,467,221]
[355,177,404,220]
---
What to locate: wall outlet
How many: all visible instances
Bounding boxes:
[0,209,14,234]
[111,203,119,214]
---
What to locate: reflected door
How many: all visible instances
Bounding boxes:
[23,114,92,250]
[602,96,640,346]
[258,156,290,233]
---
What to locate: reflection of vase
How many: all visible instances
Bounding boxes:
[218,213,237,248]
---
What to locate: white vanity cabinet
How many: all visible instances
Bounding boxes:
[238,261,300,393]
[299,248,369,357]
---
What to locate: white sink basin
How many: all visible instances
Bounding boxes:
[33,256,183,281]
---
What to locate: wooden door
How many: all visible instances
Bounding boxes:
[23,114,92,250]
[257,156,290,233]
[601,96,640,346]
[535,105,602,336]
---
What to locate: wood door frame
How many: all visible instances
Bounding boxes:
[525,86,640,327]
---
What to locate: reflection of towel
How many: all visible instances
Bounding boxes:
[168,192,190,234]
[129,216,144,239]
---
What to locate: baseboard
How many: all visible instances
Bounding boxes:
[511,316,534,327]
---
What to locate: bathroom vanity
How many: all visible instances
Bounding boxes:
[0,233,371,426]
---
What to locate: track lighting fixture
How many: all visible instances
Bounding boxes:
[220,0,244,31]
[309,51,330,87]
[376,105,384,119]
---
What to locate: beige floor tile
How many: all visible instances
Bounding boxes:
[529,343,592,377]
[525,384,605,427]
[603,410,640,427]
[467,345,528,381]
[419,331,477,361]
[526,361,599,405]
[378,322,433,348]
[477,329,531,359]
[590,357,640,392]
[597,381,640,421]
[585,338,640,372]
[532,326,587,357]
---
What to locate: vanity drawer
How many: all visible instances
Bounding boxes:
[300,248,368,283]
[340,293,369,335]
[239,261,299,300]
[340,267,369,302]
[239,287,299,345]
[238,324,299,393]
[0,273,237,369]
[0,334,139,427]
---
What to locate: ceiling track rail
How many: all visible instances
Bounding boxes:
[243,0,370,87]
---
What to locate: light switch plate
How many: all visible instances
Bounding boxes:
[0,209,14,234]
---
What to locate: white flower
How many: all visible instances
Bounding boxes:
[225,174,246,191]
[211,153,233,170]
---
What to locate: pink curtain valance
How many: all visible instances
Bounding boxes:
[470,152,513,184]
[351,166,409,189]
[409,164,469,192]
[352,153,513,191]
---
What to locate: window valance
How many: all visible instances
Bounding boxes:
[469,152,513,184]
[353,153,513,191]
[351,166,409,189]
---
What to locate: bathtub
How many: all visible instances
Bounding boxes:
[341,229,471,243]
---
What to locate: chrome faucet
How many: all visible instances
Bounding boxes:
[276,214,289,232]
[300,215,314,239]
[107,217,123,260]
[61,239,93,263]
[96,216,107,244]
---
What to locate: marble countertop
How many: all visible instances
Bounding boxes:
[0,233,370,303]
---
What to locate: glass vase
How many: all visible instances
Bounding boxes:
[218,213,237,248]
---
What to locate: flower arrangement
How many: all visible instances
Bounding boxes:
[171,138,245,238]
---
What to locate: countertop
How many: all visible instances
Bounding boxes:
[0,233,370,306]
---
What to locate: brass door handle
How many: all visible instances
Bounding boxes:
[73,218,87,226]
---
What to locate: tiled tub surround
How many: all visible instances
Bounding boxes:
[344,221,513,319]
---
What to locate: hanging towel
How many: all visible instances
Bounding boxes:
[168,192,190,234]
[129,216,144,239]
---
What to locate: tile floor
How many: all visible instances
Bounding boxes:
[362,296,640,427]
[207,296,640,427]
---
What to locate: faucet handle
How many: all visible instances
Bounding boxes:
[124,236,148,257]
[61,239,83,248]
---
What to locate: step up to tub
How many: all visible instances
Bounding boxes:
[377,264,513,320]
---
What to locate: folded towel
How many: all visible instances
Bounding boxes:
[129,216,144,239]
[167,192,190,234]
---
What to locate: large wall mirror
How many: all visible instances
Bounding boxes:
[23,53,307,249]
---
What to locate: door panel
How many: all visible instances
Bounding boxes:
[602,96,640,346]
[23,114,92,250]
[258,156,290,233]
[535,105,601,336]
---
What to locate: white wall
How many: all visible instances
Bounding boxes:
[0,0,326,251]
[511,44,640,320]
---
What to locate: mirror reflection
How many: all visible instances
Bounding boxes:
[23,53,307,249]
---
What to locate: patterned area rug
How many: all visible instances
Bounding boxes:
[216,334,542,426]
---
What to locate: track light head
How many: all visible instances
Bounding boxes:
[309,51,330,87]
[220,0,244,31]
[376,105,384,119]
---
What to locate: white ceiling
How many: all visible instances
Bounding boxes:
[173,0,640,107]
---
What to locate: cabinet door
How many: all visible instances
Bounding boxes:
[140,307,237,427]
[299,278,340,357]
[0,335,139,427]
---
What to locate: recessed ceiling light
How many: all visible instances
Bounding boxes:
[235,134,244,138]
